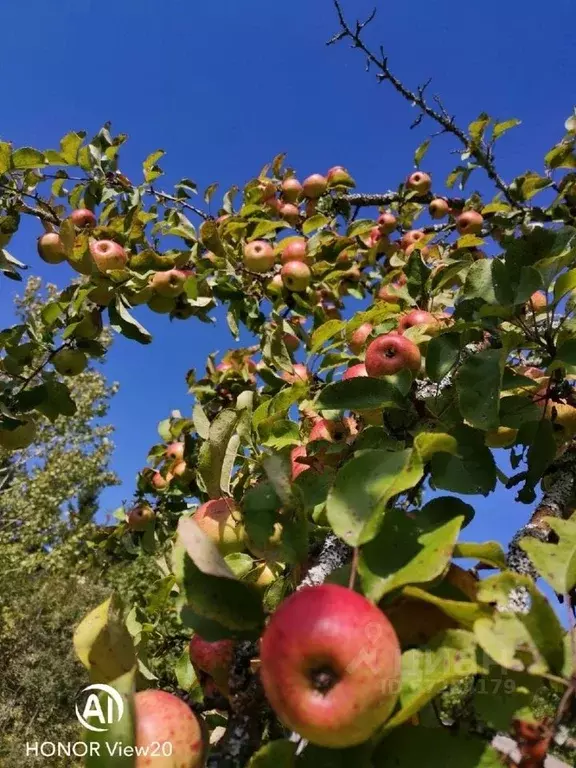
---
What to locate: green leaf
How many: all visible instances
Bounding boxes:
[517,172,553,200]
[327,450,423,546]
[84,670,136,768]
[462,259,497,303]
[431,426,496,495]
[174,646,201,695]
[309,319,345,353]
[360,508,463,601]
[456,349,503,430]
[554,267,576,302]
[109,298,152,345]
[59,131,85,163]
[316,378,404,412]
[143,149,165,182]
[248,740,297,767]
[468,112,491,143]
[204,182,219,204]
[197,409,239,498]
[493,118,521,140]
[413,139,431,168]
[420,496,475,529]
[11,147,46,169]
[374,724,499,767]
[454,541,507,569]
[545,141,576,170]
[302,214,329,235]
[519,516,576,594]
[0,142,11,174]
[402,585,486,628]
[556,338,576,365]
[37,379,77,420]
[192,403,211,440]
[425,333,460,382]
[473,669,539,732]
[73,595,136,683]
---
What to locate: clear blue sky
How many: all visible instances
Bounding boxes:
[0,0,574,558]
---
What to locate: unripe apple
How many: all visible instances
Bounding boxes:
[166,441,184,462]
[127,504,156,531]
[90,239,127,272]
[529,291,547,313]
[189,634,234,696]
[365,334,421,376]
[281,238,308,264]
[326,166,354,187]
[456,210,484,235]
[147,295,176,314]
[249,562,282,589]
[37,233,67,264]
[0,418,36,450]
[377,211,397,235]
[397,309,437,333]
[260,584,401,748]
[485,426,518,448]
[400,229,425,249]
[290,445,309,480]
[73,309,103,340]
[281,260,311,292]
[134,690,204,768]
[342,363,368,380]
[70,208,97,229]
[281,178,303,202]
[302,174,328,199]
[406,171,431,195]
[195,498,245,556]
[282,363,309,385]
[349,323,373,355]
[247,521,284,561]
[53,348,88,377]
[151,269,187,297]
[243,240,275,272]
[429,198,450,219]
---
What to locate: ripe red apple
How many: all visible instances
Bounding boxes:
[195,498,245,555]
[243,240,275,272]
[365,334,421,376]
[282,363,309,385]
[152,471,168,491]
[70,208,97,229]
[151,269,187,297]
[406,171,431,195]
[90,240,128,272]
[302,174,328,199]
[400,229,425,249]
[326,166,354,187]
[281,260,311,292]
[37,232,67,264]
[456,210,484,235]
[52,348,88,376]
[377,274,406,302]
[349,323,373,355]
[166,441,184,462]
[309,419,348,444]
[529,291,547,313]
[367,226,388,250]
[281,178,303,202]
[397,309,437,333]
[127,504,156,531]
[377,211,397,235]
[281,238,308,264]
[280,203,300,226]
[264,196,282,213]
[429,198,450,219]
[260,584,401,748]
[342,363,368,380]
[133,690,204,767]
[290,445,309,480]
[189,635,234,696]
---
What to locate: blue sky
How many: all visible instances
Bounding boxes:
[0,0,575,562]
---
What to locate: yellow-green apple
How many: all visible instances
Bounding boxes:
[302,174,328,199]
[429,198,450,219]
[37,233,67,264]
[189,634,234,696]
[280,203,300,226]
[52,348,88,376]
[70,208,97,229]
[398,309,438,333]
[166,441,184,461]
[377,211,397,235]
[406,171,431,195]
[195,498,245,556]
[282,363,309,385]
[281,238,308,264]
[365,334,421,376]
[349,323,373,355]
[266,273,284,297]
[456,210,483,235]
[90,239,127,272]
[243,240,275,272]
[485,426,518,448]
[260,584,401,748]
[281,261,311,292]
[127,504,156,531]
[133,690,204,768]
[151,269,187,297]
[327,166,354,187]
[281,178,303,202]
[400,229,425,249]
[248,562,282,588]
[0,418,36,450]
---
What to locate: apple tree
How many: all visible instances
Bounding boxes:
[2,3,576,765]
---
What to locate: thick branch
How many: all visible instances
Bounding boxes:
[298,534,351,589]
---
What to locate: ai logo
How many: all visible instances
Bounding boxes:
[75,684,124,733]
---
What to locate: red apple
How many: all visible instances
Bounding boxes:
[281,178,303,202]
[456,210,484,235]
[282,364,309,385]
[134,690,204,767]
[260,584,401,747]
[243,240,275,272]
[151,269,187,297]
[377,211,397,235]
[429,198,450,219]
[290,445,309,480]
[302,174,328,199]
[400,229,425,249]
[309,419,348,444]
[195,498,245,555]
[70,208,97,229]
[37,232,67,264]
[280,203,300,226]
[152,471,169,490]
[406,171,431,195]
[529,291,547,313]
[349,323,373,355]
[281,238,308,264]
[166,441,185,461]
[326,166,354,187]
[405,242,430,259]
[189,635,234,696]
[127,504,156,531]
[90,239,128,272]
[397,309,437,333]
[343,363,368,380]
[365,334,421,376]
[281,261,311,292]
